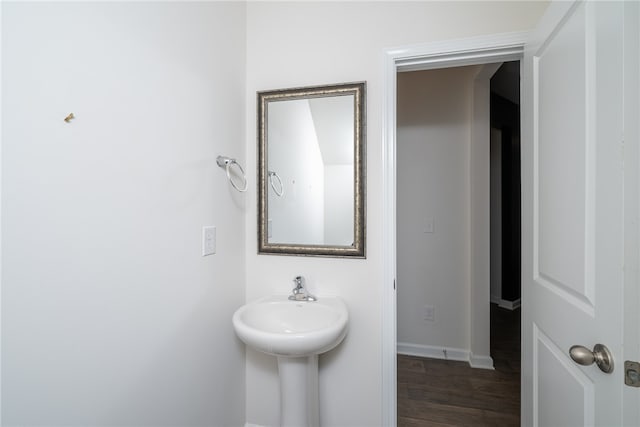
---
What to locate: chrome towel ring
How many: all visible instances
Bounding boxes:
[216,155,247,192]
[268,171,284,197]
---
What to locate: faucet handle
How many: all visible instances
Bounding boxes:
[289,275,316,301]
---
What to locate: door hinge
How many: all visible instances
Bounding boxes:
[393,279,396,290]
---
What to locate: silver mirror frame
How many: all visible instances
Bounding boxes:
[257,82,366,258]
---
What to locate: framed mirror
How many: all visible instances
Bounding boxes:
[257,82,366,258]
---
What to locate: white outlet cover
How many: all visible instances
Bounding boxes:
[423,304,435,321]
[424,217,434,233]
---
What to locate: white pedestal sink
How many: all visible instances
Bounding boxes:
[232,295,348,427]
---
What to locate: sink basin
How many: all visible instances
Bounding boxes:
[232,295,348,357]
[233,294,349,426]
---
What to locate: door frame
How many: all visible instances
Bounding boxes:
[381,31,528,426]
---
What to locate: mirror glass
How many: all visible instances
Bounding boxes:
[258,82,366,257]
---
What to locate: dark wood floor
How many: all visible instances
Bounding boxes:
[398,304,521,427]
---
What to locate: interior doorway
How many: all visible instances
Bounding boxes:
[395,61,522,426]
[380,33,529,427]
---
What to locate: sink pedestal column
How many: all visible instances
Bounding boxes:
[277,355,319,427]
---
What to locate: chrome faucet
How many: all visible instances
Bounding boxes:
[289,276,317,302]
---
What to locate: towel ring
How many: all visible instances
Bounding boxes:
[268,171,284,197]
[216,156,247,192]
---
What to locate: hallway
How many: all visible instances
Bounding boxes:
[398,305,520,426]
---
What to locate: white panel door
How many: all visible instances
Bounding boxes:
[522,1,627,426]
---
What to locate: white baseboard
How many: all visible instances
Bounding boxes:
[490,296,521,310]
[398,342,493,370]
[469,352,495,370]
[398,342,468,362]
[245,423,266,427]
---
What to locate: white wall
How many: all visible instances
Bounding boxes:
[310,96,355,246]
[396,66,478,354]
[1,3,246,425]
[324,165,354,246]
[245,3,547,426]
[395,63,497,369]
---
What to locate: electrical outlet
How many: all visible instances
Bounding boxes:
[202,226,216,256]
[424,217,434,233]
[424,305,435,321]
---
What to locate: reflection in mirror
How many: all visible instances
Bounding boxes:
[258,82,365,257]
[268,96,354,245]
